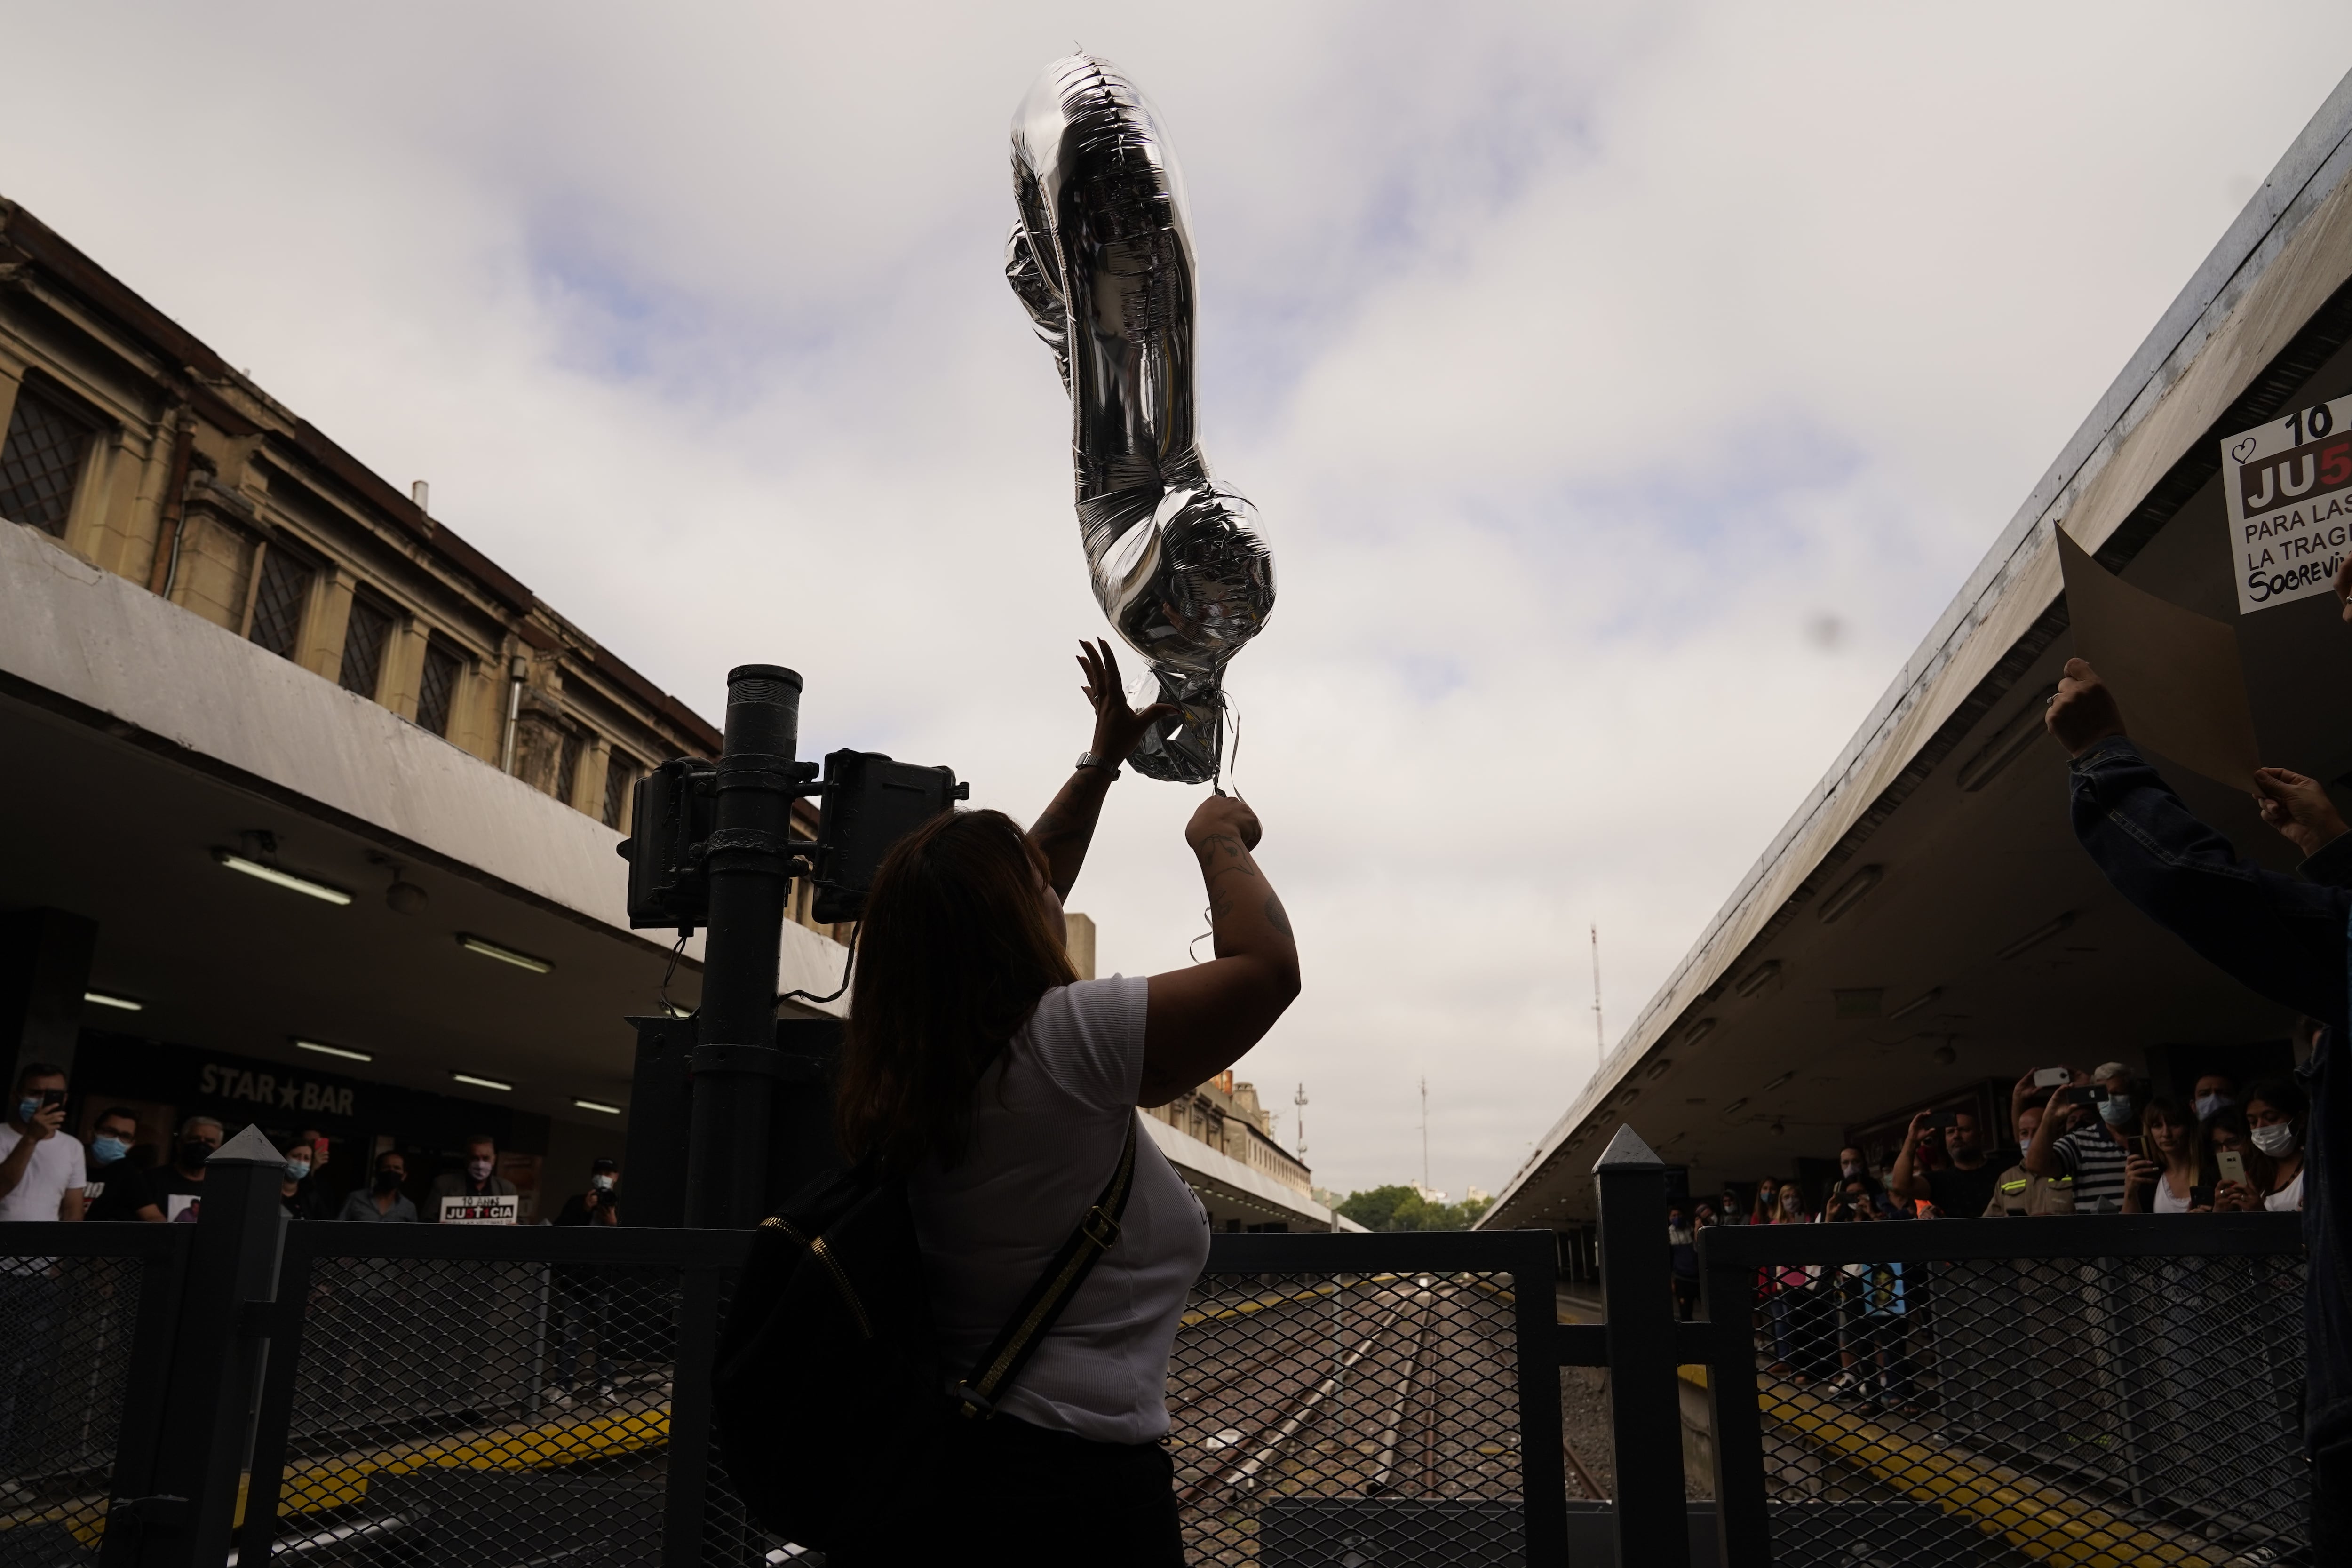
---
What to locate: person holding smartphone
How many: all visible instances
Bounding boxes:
[2122,1098,2202,1214]
[0,1065,83,1222]
[2244,1080,2308,1212]
[2200,1107,2263,1213]
[2021,1062,2138,1212]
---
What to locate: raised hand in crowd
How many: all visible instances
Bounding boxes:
[2042,658,2126,756]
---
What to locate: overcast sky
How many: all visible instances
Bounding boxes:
[9,5,2352,1198]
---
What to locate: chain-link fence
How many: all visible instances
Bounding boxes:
[1170,1264,1543,1567]
[0,1226,183,1568]
[1699,1215,2309,1568]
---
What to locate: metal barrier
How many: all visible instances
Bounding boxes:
[0,1128,2315,1568]
[1696,1212,2309,1568]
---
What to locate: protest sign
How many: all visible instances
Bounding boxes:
[439,1193,520,1225]
[2222,394,2352,613]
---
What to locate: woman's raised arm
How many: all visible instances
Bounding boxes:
[1027,639,1175,900]
[1141,795,1302,1105]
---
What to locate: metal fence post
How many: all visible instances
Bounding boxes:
[687,663,802,1229]
[135,1125,286,1568]
[1595,1124,1689,1568]
[1698,1236,1770,1568]
[1509,1230,1572,1568]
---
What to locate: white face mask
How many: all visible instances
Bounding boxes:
[591,1173,615,1192]
[467,1157,495,1181]
[2098,1095,2133,1126]
[2251,1123,2299,1158]
[2193,1093,2232,1119]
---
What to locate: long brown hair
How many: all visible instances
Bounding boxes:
[834,808,1078,1172]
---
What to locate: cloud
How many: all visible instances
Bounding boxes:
[6,3,2349,1195]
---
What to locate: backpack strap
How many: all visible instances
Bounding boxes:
[950,1115,1140,1419]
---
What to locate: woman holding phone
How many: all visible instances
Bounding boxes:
[2122,1098,2202,1214]
[2243,1079,2308,1212]
[2204,1106,2263,1213]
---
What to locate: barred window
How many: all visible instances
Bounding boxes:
[556,731,583,806]
[601,750,637,828]
[339,594,396,699]
[416,637,465,737]
[0,386,98,537]
[248,547,316,661]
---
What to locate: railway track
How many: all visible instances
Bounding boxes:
[1170,1270,1549,1556]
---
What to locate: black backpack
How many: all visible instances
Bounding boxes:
[710,1122,1138,1553]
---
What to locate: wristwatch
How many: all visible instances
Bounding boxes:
[1075,751,1121,778]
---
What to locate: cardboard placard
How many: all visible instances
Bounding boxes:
[439,1193,519,1225]
[2057,529,2261,787]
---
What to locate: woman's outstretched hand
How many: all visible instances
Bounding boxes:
[1079,638,1177,767]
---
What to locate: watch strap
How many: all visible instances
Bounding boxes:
[1074,751,1121,778]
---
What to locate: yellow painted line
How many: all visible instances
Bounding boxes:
[7,1406,673,1549]
[1720,1371,2224,1568]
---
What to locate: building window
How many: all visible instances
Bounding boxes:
[416,637,465,737]
[556,731,583,806]
[248,547,316,661]
[0,386,98,538]
[601,750,637,828]
[339,593,396,699]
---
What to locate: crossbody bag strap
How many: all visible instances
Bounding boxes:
[950,1115,1140,1419]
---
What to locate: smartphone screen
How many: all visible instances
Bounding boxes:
[2217,1149,2248,1185]
[1931,1113,1958,1130]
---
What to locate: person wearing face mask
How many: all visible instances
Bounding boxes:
[0,1063,85,1223]
[133,1116,223,1222]
[2241,1078,2308,1213]
[339,1150,419,1222]
[2022,1062,2138,1213]
[425,1134,518,1221]
[80,1107,149,1222]
[2191,1072,2236,1123]
[277,1139,328,1221]
[555,1159,621,1227]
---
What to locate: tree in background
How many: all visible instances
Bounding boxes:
[1336,1185,1493,1231]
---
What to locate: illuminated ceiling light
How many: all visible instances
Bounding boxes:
[214,850,351,906]
[1816,864,1884,924]
[295,1039,373,1063]
[83,991,143,1012]
[456,934,553,974]
[452,1072,514,1092]
[1889,987,1942,1022]
[573,1098,622,1115]
[1997,913,2074,961]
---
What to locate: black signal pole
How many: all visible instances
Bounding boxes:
[685,663,808,1228]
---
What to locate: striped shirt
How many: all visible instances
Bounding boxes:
[2051,1127,2131,1212]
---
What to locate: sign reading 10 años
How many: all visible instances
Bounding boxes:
[2225,395,2352,613]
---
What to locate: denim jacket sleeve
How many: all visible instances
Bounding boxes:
[2304,831,2352,889]
[2068,736,2350,1032]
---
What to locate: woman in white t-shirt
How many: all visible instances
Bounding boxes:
[831,640,1301,1568]
[2122,1098,2203,1213]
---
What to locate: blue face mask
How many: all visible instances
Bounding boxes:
[2099,1094,2134,1126]
[285,1160,312,1182]
[90,1136,130,1165]
[2194,1092,2231,1119]
[15,1098,38,1124]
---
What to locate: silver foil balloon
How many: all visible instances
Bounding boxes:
[1007,54,1274,784]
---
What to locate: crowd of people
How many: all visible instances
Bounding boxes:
[0,1067,621,1228]
[1655,1059,2308,1416]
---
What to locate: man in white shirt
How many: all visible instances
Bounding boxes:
[0,1063,86,1222]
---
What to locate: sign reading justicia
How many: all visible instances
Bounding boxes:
[2224,393,2352,613]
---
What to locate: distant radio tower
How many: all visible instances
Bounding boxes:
[1589,923,1605,1070]
[1293,1082,1308,1161]
[1420,1076,1430,1192]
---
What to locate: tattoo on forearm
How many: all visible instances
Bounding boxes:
[1264,895,1293,937]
